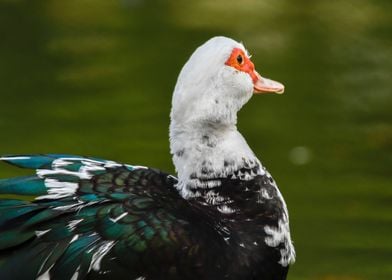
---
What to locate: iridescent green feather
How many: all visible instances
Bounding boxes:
[0,154,196,280]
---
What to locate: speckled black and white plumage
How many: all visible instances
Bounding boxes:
[0,155,291,280]
[187,168,293,280]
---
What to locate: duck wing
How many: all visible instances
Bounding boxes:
[0,155,212,280]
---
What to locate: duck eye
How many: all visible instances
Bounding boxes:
[236,54,243,65]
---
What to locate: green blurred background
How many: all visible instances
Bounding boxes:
[0,0,391,279]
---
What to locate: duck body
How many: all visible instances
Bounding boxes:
[0,155,289,280]
[0,36,295,279]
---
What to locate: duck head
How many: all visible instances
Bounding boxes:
[170,36,284,126]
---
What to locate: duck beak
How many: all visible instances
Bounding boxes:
[253,71,285,94]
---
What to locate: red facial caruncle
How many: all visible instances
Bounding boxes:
[225,48,284,94]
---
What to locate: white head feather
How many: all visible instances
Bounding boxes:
[171,36,253,126]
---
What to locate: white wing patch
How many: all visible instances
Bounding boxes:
[37,178,78,200]
[35,229,51,238]
[261,170,296,266]
[204,190,225,205]
[90,241,116,272]
[35,157,132,200]
[217,205,236,214]
[70,234,80,244]
[68,219,84,231]
[70,266,81,280]
[36,269,51,280]
[52,202,85,211]
[264,219,296,266]
[260,188,273,200]
[110,212,128,223]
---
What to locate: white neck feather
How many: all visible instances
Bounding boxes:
[170,120,263,198]
[169,36,262,198]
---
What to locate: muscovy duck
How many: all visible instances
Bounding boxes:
[0,36,295,280]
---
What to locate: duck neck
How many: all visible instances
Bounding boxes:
[170,119,263,200]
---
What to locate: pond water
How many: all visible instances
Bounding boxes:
[0,0,391,279]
